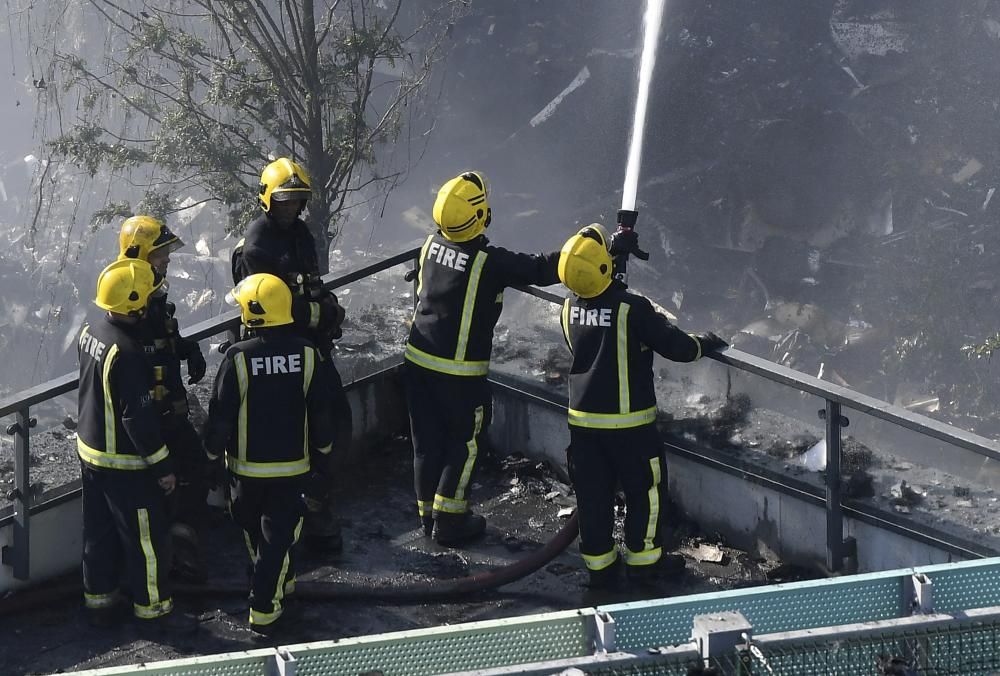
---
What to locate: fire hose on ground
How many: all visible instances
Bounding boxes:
[0,513,579,616]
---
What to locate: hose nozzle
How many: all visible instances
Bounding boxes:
[617,209,638,229]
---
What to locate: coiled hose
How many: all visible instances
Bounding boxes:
[0,513,579,615]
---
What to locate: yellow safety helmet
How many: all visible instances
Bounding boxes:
[94,259,159,316]
[558,224,613,298]
[226,273,294,328]
[259,158,312,213]
[118,215,184,261]
[432,171,492,242]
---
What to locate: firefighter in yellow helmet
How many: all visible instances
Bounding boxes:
[117,214,209,582]
[558,225,727,589]
[230,158,349,554]
[77,259,196,633]
[404,171,562,545]
[204,273,335,637]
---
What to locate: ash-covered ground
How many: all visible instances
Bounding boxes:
[0,427,803,676]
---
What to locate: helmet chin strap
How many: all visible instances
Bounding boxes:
[484,208,492,228]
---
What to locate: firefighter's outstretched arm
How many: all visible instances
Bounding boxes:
[632,296,728,362]
[493,248,562,288]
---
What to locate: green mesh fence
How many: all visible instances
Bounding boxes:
[711,619,1000,675]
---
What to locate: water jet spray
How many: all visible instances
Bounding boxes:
[615,0,665,282]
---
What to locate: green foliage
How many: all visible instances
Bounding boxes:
[43,0,460,258]
[962,333,1000,360]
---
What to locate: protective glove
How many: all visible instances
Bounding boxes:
[318,292,346,340]
[185,342,207,385]
[609,228,638,256]
[609,228,650,260]
[694,331,728,355]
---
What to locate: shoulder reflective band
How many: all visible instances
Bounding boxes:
[454,251,487,361]
[560,299,573,352]
[303,347,315,454]
[101,343,120,454]
[234,352,249,462]
[411,234,435,323]
[617,302,630,414]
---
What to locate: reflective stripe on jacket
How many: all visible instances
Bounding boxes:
[560,282,703,429]
[405,232,559,377]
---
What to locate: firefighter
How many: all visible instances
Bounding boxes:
[117,215,209,581]
[405,171,561,545]
[203,273,335,637]
[77,258,196,633]
[557,225,728,588]
[231,158,348,554]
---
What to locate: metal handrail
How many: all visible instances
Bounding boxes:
[512,284,1000,460]
[4,246,1000,577]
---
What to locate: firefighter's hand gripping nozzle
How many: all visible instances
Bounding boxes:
[611,209,649,283]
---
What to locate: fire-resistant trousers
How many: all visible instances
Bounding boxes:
[567,423,667,572]
[302,355,350,545]
[161,412,208,527]
[404,363,492,521]
[229,475,306,628]
[80,462,173,618]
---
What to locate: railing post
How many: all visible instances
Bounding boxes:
[821,400,848,572]
[2,408,36,580]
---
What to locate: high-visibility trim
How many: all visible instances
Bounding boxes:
[133,598,173,619]
[226,456,310,479]
[84,591,119,609]
[316,443,333,455]
[411,235,435,323]
[455,406,484,500]
[308,301,321,329]
[302,347,315,455]
[416,499,433,518]
[433,494,468,514]
[284,577,296,596]
[644,457,662,551]
[77,438,169,471]
[234,352,249,462]
[617,303,630,414]
[137,508,161,608]
[101,342,120,454]
[582,547,618,572]
[688,333,703,360]
[267,516,303,620]
[242,530,257,562]
[404,343,489,377]
[560,299,573,352]
[567,406,657,430]
[454,251,487,361]
[250,606,282,626]
[624,545,662,566]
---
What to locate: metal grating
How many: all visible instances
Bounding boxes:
[290,610,594,676]
[72,652,272,676]
[713,620,1000,675]
[601,573,905,649]
[918,558,1000,614]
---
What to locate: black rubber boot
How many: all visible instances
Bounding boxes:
[432,512,486,546]
[135,610,200,636]
[585,558,623,589]
[303,511,343,554]
[627,553,687,585]
[421,515,434,537]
